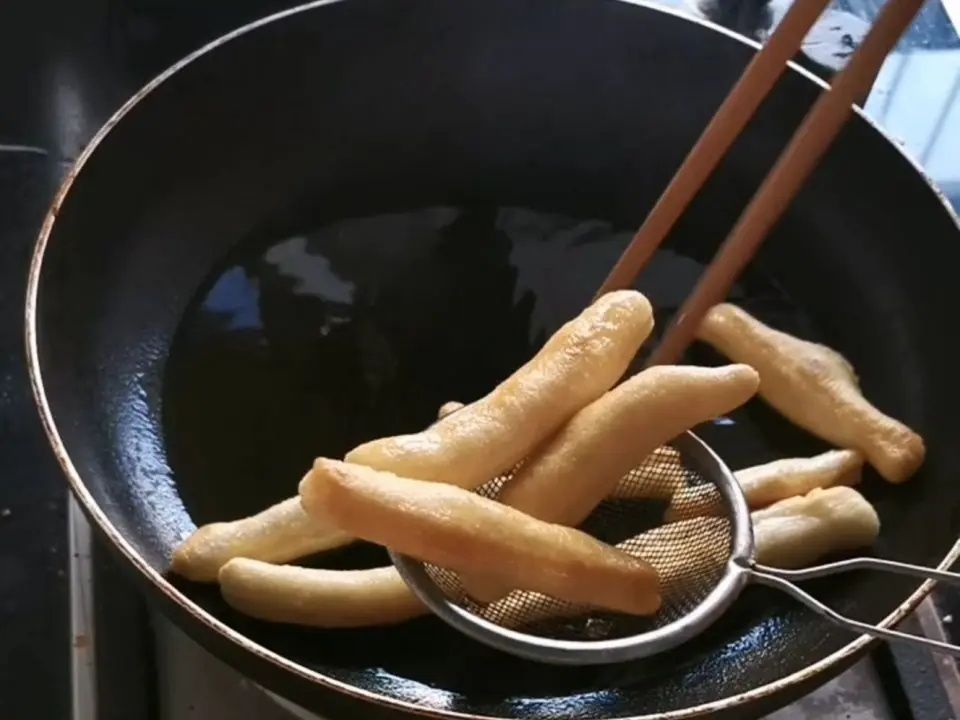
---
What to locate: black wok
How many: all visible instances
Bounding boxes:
[25,0,960,717]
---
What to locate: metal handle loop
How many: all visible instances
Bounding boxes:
[748,558,960,657]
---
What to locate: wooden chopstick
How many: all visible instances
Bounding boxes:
[645,0,924,367]
[595,0,836,298]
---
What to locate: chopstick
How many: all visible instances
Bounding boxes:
[595,0,924,367]
[595,0,836,297]
[645,0,924,367]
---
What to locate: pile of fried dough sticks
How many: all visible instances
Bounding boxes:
[171,291,924,630]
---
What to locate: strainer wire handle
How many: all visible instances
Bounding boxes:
[749,558,960,657]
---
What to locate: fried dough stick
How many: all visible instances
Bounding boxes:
[299,459,661,615]
[219,521,723,629]
[665,449,864,523]
[219,562,427,627]
[209,405,455,620]
[485,486,879,629]
[751,485,880,569]
[441,400,685,503]
[173,401,475,582]
[696,303,925,484]
[496,364,759,525]
[482,516,728,628]
[171,494,352,583]
[346,290,655,489]
[462,364,760,602]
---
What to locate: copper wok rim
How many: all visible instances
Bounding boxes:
[23,0,960,718]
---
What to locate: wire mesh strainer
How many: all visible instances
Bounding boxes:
[389,431,960,665]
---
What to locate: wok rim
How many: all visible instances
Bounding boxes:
[23,0,960,718]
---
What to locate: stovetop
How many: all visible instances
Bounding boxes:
[72,497,960,720]
[1,0,959,718]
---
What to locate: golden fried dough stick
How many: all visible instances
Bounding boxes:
[440,406,696,503]
[496,364,759,525]
[218,560,426,627]
[751,485,879,569]
[172,406,470,583]
[696,303,924,484]
[486,486,879,629]
[300,459,661,615]
[462,364,759,602]
[170,495,352,582]
[437,408,687,502]
[437,403,682,502]
[346,290,655,489]
[216,521,723,630]
[214,506,701,631]
[440,409,684,505]
[665,449,864,522]
[439,400,683,503]
[482,517,729,627]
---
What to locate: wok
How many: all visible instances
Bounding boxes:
[25,0,960,717]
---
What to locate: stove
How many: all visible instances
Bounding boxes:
[1,0,959,718]
[70,490,960,720]
[67,494,960,720]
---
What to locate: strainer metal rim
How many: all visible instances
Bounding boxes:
[390,430,756,665]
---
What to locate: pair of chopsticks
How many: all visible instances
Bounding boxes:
[597,0,923,367]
